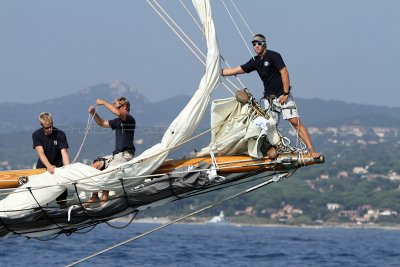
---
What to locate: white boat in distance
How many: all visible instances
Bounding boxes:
[206,211,230,225]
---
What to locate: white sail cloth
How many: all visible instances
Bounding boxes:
[0,0,221,218]
[197,97,280,158]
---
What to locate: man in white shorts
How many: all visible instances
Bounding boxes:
[85,97,136,205]
[221,34,320,158]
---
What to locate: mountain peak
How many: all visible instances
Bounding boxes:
[109,80,132,95]
[77,81,144,101]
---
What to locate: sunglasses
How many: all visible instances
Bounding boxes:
[252,42,265,46]
[41,124,53,130]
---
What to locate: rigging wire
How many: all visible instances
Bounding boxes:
[221,0,254,60]
[220,55,246,89]
[178,0,246,92]
[146,0,206,66]
[230,0,254,36]
[145,0,239,94]
[65,172,288,267]
[218,0,249,89]
[152,0,207,61]
[179,0,203,33]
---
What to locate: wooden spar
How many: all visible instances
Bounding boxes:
[0,168,46,189]
[0,153,324,189]
[153,153,324,174]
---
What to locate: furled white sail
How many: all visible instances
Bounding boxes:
[0,0,220,217]
[197,96,280,158]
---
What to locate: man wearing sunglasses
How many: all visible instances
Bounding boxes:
[32,112,70,174]
[32,112,70,208]
[86,97,136,205]
[221,34,320,159]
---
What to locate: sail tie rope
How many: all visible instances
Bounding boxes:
[65,172,289,267]
[67,205,74,222]
[105,211,138,230]
[26,187,67,233]
[207,146,222,182]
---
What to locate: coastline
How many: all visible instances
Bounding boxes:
[112,216,400,231]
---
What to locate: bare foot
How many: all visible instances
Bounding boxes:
[83,196,100,207]
[100,200,108,207]
[310,151,321,159]
[266,146,278,159]
[100,190,109,207]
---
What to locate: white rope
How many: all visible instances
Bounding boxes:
[71,105,99,163]
[209,147,219,169]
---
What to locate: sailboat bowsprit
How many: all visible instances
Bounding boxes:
[0,0,324,239]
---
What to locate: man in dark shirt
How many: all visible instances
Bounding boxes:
[221,34,320,158]
[86,97,136,205]
[32,112,70,207]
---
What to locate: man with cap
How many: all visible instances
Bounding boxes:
[221,34,320,158]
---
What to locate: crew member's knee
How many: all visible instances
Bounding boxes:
[288,117,301,127]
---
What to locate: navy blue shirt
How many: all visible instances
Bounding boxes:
[32,127,69,168]
[241,50,286,97]
[108,114,136,155]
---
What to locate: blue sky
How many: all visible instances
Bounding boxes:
[1,0,399,107]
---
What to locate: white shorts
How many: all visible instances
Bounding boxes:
[261,94,299,120]
[103,150,134,169]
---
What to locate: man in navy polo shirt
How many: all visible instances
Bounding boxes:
[32,112,70,207]
[221,34,320,158]
[85,97,136,205]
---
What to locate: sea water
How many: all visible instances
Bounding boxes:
[0,223,399,267]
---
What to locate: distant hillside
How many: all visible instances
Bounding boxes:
[0,81,191,134]
[296,98,400,127]
[1,82,400,135]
